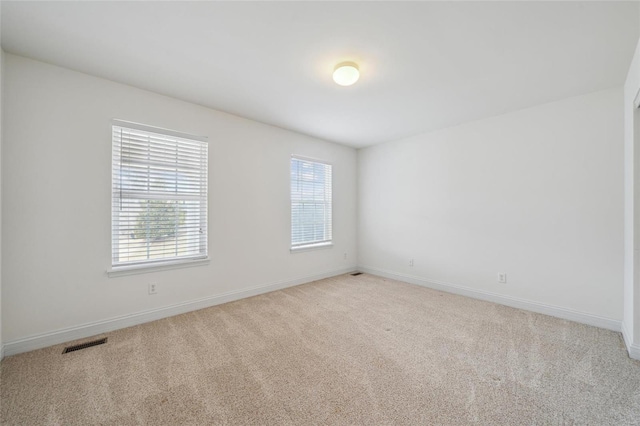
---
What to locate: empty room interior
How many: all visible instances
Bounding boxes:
[2,1,640,424]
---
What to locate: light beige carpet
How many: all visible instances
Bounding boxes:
[2,273,640,425]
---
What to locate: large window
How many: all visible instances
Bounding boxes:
[290,156,332,250]
[111,121,208,269]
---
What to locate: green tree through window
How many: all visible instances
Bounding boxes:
[134,200,186,240]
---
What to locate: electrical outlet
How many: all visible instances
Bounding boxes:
[498,273,507,284]
[344,252,348,261]
[149,283,158,295]
[409,259,414,267]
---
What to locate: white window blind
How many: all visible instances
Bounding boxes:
[112,121,208,268]
[291,156,332,249]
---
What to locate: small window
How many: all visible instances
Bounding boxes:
[290,156,332,250]
[111,121,208,269]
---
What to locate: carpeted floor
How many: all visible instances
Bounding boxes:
[2,273,640,425]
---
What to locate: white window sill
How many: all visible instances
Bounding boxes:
[107,257,210,277]
[290,242,333,253]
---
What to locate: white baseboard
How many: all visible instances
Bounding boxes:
[621,321,640,360]
[621,321,633,351]
[2,267,356,357]
[630,344,640,360]
[358,266,622,332]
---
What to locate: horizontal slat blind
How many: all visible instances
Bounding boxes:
[112,124,208,267]
[291,156,332,248]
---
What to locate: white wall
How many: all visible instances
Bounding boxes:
[624,36,640,354]
[358,88,624,324]
[1,54,357,348]
[0,5,3,359]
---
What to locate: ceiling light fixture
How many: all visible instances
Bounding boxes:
[333,62,360,86]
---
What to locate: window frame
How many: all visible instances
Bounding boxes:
[290,155,333,252]
[108,120,209,276]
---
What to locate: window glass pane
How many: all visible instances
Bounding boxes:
[112,124,208,267]
[290,157,332,248]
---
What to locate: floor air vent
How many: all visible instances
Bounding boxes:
[62,338,107,354]
[351,272,363,276]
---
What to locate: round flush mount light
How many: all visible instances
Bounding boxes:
[333,62,360,86]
